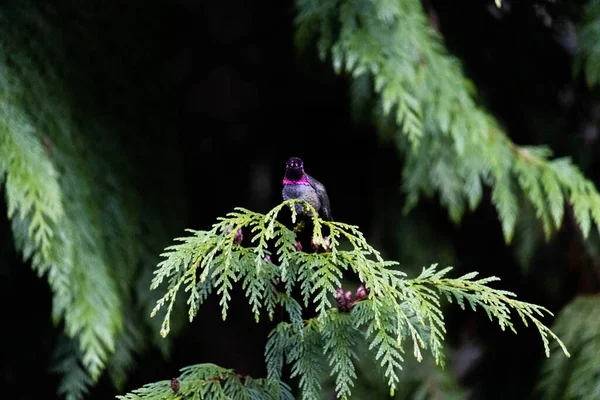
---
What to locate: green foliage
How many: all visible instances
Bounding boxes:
[323,340,466,400]
[117,363,294,400]
[150,201,569,399]
[294,0,600,246]
[537,295,600,400]
[53,337,95,400]
[0,118,63,259]
[0,1,184,397]
[3,2,596,399]
[1,4,121,382]
[576,0,600,86]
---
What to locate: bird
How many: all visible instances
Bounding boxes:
[282,157,332,221]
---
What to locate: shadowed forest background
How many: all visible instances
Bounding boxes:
[2,0,600,399]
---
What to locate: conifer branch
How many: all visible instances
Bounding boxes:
[116,364,294,400]
[412,265,570,358]
[149,202,569,399]
[53,338,95,400]
[576,0,600,87]
[289,319,327,399]
[325,339,466,399]
[2,95,124,386]
[0,101,63,259]
[537,295,600,399]
[294,0,600,243]
[323,312,359,398]
[0,3,159,394]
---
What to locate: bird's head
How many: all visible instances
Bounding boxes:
[284,157,305,181]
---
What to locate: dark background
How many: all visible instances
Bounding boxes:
[2,0,599,398]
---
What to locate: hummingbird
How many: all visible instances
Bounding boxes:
[282,157,332,221]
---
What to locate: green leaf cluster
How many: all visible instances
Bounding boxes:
[148,201,569,400]
[0,2,184,398]
[576,0,600,87]
[117,363,293,400]
[322,339,466,400]
[538,295,600,399]
[1,7,122,385]
[295,0,600,245]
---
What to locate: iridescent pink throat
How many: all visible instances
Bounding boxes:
[283,174,310,186]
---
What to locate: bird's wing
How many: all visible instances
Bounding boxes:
[306,173,332,221]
